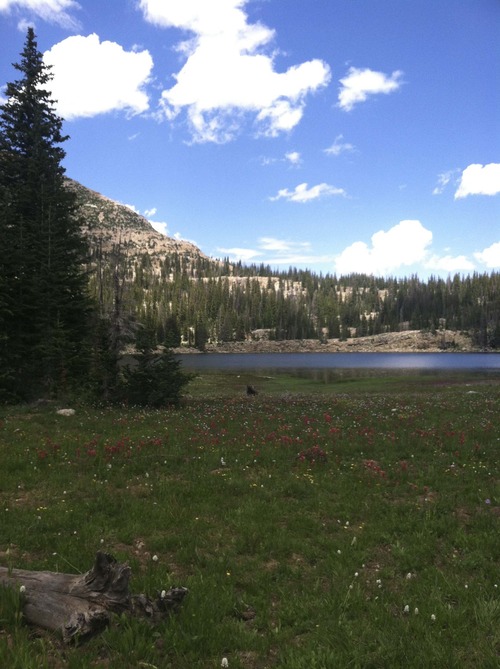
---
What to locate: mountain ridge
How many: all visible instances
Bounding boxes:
[66,177,211,271]
[68,177,498,353]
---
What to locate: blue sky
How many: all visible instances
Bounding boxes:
[1,0,499,278]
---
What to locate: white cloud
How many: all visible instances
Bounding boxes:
[270,182,346,203]
[285,151,302,166]
[455,163,500,199]
[260,151,301,167]
[338,66,403,111]
[335,220,432,275]
[0,0,81,29]
[425,254,474,273]
[433,169,459,195]
[43,34,153,119]
[139,0,330,142]
[150,220,169,236]
[125,203,169,236]
[217,237,331,267]
[474,241,500,268]
[259,237,310,253]
[216,246,261,262]
[324,134,355,156]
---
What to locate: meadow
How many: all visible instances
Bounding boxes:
[0,370,499,668]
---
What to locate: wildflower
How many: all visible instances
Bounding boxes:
[19,585,26,593]
[431,614,436,621]
[406,572,412,580]
[403,605,410,614]
[161,590,167,599]
[221,457,227,467]
[221,658,229,668]
[485,498,491,505]
[152,554,159,562]
[414,608,419,615]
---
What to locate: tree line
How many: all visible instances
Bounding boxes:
[91,246,500,352]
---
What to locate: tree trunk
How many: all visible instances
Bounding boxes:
[0,551,187,643]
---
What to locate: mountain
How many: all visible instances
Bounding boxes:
[69,178,499,352]
[66,178,211,273]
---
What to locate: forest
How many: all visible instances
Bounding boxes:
[89,246,500,351]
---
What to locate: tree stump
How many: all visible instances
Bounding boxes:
[0,551,188,643]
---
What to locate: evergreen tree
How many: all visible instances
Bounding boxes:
[0,28,89,400]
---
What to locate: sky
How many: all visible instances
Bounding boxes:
[1,0,499,279]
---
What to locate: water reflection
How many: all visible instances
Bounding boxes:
[177,352,500,372]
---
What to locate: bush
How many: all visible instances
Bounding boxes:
[119,348,194,408]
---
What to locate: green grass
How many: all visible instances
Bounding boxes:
[0,371,499,667]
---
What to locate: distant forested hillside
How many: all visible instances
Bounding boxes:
[88,246,500,350]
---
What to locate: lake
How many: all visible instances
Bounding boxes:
[177,352,500,372]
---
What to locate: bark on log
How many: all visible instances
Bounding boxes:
[0,551,188,643]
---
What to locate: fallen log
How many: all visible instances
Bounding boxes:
[0,551,188,643]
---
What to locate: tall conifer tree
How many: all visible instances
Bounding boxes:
[0,28,89,401]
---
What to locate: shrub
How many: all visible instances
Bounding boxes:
[119,347,194,408]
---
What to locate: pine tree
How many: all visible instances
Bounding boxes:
[0,28,89,401]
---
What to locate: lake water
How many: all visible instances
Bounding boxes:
[177,352,500,372]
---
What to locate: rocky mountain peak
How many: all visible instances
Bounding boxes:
[66,178,211,273]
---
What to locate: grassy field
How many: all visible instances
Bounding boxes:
[0,371,499,668]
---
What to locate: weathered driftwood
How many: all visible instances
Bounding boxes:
[0,551,188,643]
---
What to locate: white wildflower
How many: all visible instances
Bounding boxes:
[431,614,436,621]
[19,585,26,593]
[161,590,167,599]
[152,554,159,562]
[403,605,410,614]
[221,658,229,668]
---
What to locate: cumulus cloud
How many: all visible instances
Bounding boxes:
[324,134,355,156]
[455,163,500,198]
[474,241,500,268]
[338,66,403,111]
[43,34,153,119]
[334,220,432,276]
[138,0,330,142]
[270,182,346,203]
[0,0,81,29]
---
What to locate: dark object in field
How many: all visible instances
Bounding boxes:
[0,551,188,643]
[246,385,258,395]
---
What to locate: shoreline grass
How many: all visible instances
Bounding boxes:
[1,372,499,667]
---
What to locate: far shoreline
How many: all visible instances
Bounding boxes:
[171,329,494,355]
